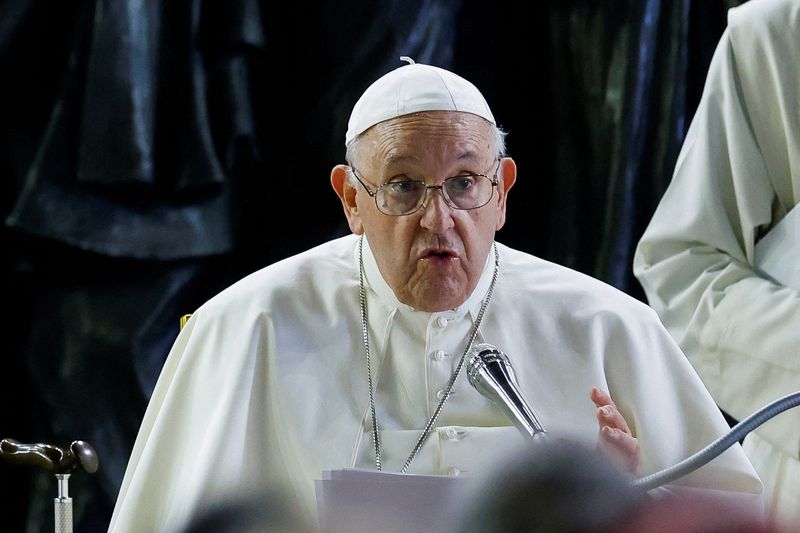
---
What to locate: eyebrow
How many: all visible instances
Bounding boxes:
[384,150,480,167]
[384,154,419,166]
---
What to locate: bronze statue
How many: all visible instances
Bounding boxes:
[0,438,98,475]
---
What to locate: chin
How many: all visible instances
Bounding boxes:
[398,275,470,312]
[410,288,467,312]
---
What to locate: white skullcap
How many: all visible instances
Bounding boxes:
[345,57,496,146]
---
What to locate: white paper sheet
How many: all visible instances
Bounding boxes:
[315,469,466,532]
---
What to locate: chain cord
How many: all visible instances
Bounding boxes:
[358,236,382,470]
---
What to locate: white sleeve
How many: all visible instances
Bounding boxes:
[598,305,763,503]
[108,306,316,532]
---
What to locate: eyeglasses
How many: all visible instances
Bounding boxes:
[350,160,501,216]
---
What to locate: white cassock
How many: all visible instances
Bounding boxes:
[110,235,762,532]
[634,0,800,523]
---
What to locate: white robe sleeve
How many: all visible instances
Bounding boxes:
[634,0,800,466]
[108,305,317,532]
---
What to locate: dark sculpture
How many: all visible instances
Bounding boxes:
[0,438,99,475]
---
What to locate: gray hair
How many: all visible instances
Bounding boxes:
[345,124,508,184]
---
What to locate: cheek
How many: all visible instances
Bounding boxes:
[463,210,496,237]
[384,220,419,256]
[363,213,414,254]
[477,206,503,234]
[355,194,373,215]
[358,199,388,234]
[386,223,425,274]
[457,212,499,257]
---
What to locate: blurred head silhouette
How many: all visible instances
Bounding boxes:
[450,440,782,533]
[180,491,309,533]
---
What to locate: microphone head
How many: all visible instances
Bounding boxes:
[466,343,547,438]
[467,343,517,392]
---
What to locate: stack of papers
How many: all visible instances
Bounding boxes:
[315,469,467,532]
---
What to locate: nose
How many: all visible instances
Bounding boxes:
[419,188,455,233]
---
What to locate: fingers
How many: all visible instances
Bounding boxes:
[596,403,632,435]
[591,387,631,434]
[590,386,640,475]
[590,386,615,408]
[598,425,641,474]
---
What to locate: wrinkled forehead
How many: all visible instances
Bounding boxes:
[356,111,497,169]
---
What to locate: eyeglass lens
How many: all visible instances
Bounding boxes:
[378,175,493,215]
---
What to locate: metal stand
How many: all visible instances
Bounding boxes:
[55,474,73,533]
[1,438,98,533]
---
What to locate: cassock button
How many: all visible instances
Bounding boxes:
[432,350,447,361]
[436,389,448,400]
[445,427,458,440]
[436,316,448,328]
[447,467,461,476]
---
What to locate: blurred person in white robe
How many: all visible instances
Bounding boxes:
[635,0,800,524]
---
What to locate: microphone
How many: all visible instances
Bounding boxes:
[467,344,800,490]
[467,343,547,439]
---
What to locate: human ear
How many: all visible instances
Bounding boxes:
[331,164,364,234]
[494,157,517,230]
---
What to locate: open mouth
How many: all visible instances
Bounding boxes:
[421,248,458,262]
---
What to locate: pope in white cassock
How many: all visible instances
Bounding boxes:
[109,59,763,532]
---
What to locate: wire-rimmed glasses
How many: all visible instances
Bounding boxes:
[350,160,500,216]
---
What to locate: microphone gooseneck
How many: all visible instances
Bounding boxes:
[632,390,800,490]
[466,343,547,439]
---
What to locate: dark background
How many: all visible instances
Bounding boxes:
[1,0,744,530]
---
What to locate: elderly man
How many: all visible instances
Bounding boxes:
[109,60,761,532]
